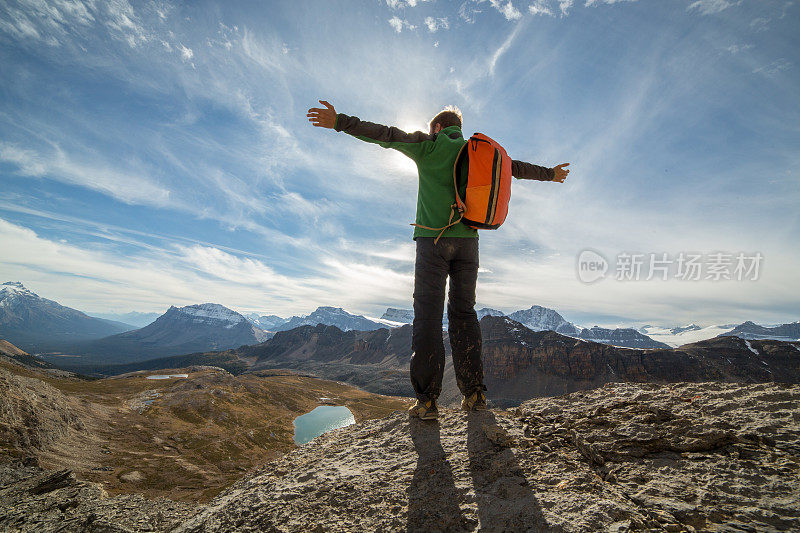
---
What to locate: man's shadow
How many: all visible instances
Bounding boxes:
[407,419,471,532]
[466,410,559,532]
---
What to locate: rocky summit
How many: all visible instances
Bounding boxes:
[170,381,800,532]
[2,381,799,531]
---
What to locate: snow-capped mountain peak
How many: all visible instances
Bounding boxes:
[172,303,247,328]
[670,324,701,335]
[245,313,286,331]
[1,282,133,350]
[506,305,581,336]
[314,306,348,316]
[477,308,505,319]
[1,282,44,308]
[380,308,414,324]
[1,281,36,298]
[276,306,385,332]
[639,324,737,347]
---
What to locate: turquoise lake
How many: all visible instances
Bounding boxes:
[293,406,355,445]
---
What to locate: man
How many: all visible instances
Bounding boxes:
[307,100,569,420]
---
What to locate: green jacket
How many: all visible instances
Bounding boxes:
[335,113,555,239]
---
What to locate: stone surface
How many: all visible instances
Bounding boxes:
[173,382,800,532]
[0,462,198,532]
[4,381,799,532]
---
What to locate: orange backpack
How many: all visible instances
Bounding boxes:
[414,133,513,243]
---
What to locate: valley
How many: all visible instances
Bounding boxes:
[0,357,410,503]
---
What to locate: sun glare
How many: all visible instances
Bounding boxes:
[396,114,427,134]
[385,149,418,176]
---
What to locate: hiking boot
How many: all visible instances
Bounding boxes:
[408,399,438,420]
[461,390,488,411]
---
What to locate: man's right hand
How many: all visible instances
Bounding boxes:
[553,163,570,183]
[307,100,337,129]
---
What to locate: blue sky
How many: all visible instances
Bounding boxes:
[0,0,797,327]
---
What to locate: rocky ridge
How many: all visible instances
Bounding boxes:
[174,381,800,532]
[2,381,799,531]
[472,317,800,406]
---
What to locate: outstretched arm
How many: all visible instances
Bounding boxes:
[307,99,433,161]
[512,160,569,183]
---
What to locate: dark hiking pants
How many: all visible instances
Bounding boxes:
[411,236,486,403]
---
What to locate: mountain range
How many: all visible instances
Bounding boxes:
[247,307,388,333]
[61,315,800,409]
[38,303,268,366]
[0,282,133,351]
[385,304,671,349]
[719,320,800,342]
[4,281,797,365]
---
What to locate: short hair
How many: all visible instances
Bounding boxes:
[429,105,463,131]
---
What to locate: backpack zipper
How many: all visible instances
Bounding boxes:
[485,148,500,224]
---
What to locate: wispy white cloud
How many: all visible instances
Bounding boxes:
[0,217,417,317]
[102,0,149,47]
[239,27,290,72]
[385,0,432,9]
[0,0,149,48]
[687,0,742,16]
[0,201,288,262]
[752,58,791,76]
[521,0,637,14]
[749,17,770,31]
[456,0,523,21]
[458,1,483,23]
[424,16,449,32]
[489,0,523,20]
[388,16,416,32]
[489,21,524,76]
[585,0,638,6]
[726,43,753,54]
[529,1,554,16]
[0,142,174,208]
[178,43,193,61]
[0,8,45,42]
